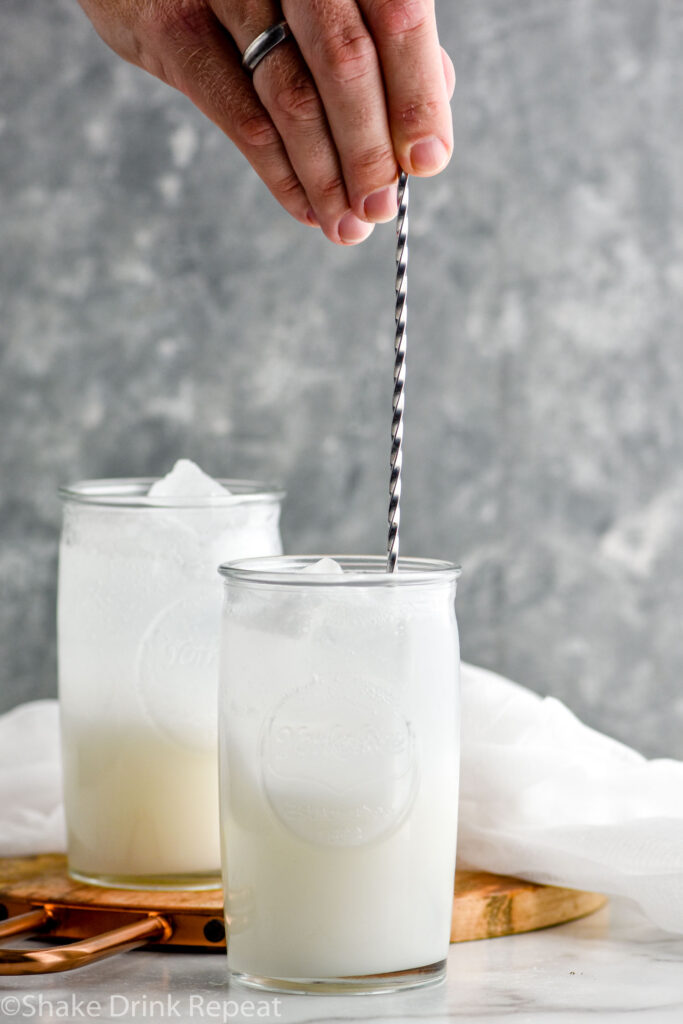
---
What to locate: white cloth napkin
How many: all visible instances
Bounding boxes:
[457,664,683,934]
[0,699,66,856]
[1,666,681,933]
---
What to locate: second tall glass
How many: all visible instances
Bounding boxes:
[58,478,284,890]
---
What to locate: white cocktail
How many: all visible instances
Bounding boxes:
[58,461,283,889]
[218,555,461,992]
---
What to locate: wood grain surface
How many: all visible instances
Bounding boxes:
[451,869,606,941]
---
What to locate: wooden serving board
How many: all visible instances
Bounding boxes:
[0,854,606,949]
[451,870,606,941]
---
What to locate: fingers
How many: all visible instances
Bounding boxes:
[141,6,314,226]
[442,47,456,100]
[104,0,455,244]
[282,0,400,226]
[209,0,374,244]
[359,0,454,176]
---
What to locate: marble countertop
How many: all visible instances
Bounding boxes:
[1,899,681,1024]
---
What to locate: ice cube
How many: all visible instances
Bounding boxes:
[301,557,344,575]
[226,559,342,641]
[148,459,231,498]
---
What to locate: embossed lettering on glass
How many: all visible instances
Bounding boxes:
[218,556,461,993]
[58,478,284,890]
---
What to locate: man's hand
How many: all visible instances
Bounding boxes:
[78,0,456,245]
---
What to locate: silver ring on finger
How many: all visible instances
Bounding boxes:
[242,21,292,74]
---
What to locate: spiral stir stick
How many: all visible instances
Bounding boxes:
[387,171,409,573]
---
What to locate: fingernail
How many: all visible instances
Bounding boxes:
[306,207,320,227]
[409,136,450,174]
[338,211,375,244]
[363,184,398,223]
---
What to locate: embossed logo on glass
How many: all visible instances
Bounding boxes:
[262,677,418,846]
[136,597,218,751]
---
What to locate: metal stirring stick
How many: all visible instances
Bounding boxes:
[387,171,409,573]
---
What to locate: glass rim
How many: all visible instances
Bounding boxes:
[218,555,461,587]
[58,477,286,509]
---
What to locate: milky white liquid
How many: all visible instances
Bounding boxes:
[219,578,460,978]
[61,719,219,880]
[58,496,282,886]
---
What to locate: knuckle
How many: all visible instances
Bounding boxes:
[141,0,213,48]
[272,171,304,202]
[395,95,443,131]
[371,0,431,41]
[237,111,279,149]
[316,175,346,203]
[321,29,377,84]
[349,142,397,181]
[271,76,321,122]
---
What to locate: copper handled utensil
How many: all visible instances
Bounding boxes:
[0,910,172,975]
[387,171,409,573]
[0,854,225,975]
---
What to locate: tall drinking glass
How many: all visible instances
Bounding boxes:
[58,478,284,890]
[218,555,461,993]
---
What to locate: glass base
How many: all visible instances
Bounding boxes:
[68,867,222,892]
[229,959,446,995]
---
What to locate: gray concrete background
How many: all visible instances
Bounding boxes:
[1,1,682,757]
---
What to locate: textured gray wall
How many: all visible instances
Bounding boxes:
[1,0,682,757]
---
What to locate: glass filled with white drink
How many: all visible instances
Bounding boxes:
[58,461,284,890]
[218,555,461,993]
